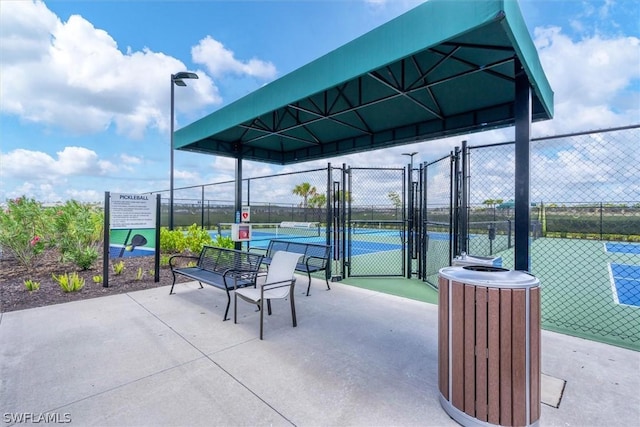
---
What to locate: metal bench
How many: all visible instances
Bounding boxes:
[254,240,331,296]
[169,246,264,321]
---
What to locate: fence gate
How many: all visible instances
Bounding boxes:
[420,153,455,287]
[346,166,406,277]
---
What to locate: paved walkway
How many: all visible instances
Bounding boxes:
[1,278,638,426]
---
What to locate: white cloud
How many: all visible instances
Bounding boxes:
[533,26,640,134]
[174,169,201,182]
[0,0,58,67]
[0,146,114,179]
[191,36,277,80]
[120,154,142,165]
[57,146,108,175]
[0,1,220,139]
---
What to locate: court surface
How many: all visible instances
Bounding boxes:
[606,242,640,255]
[609,263,640,307]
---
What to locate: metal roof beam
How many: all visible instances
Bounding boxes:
[442,41,514,52]
[407,46,461,90]
[288,103,373,135]
[331,80,374,133]
[429,45,515,84]
[408,55,444,116]
[418,56,515,89]
[368,70,444,120]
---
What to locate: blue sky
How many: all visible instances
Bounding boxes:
[0,0,639,204]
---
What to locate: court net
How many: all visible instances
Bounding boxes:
[216,222,321,241]
[350,220,404,235]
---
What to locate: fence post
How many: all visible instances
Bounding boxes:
[460,141,469,255]
[600,202,603,240]
[201,185,205,229]
[453,146,461,258]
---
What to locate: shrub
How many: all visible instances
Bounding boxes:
[213,234,235,249]
[160,254,171,267]
[24,279,41,292]
[160,224,214,254]
[51,201,103,270]
[184,223,213,253]
[53,272,85,293]
[113,261,125,275]
[160,227,187,253]
[72,247,99,270]
[0,197,51,271]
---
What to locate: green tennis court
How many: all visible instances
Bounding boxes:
[488,237,640,350]
[346,235,639,350]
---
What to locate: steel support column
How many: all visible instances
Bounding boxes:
[234,155,243,250]
[514,58,532,271]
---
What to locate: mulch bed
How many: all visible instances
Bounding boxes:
[0,249,191,313]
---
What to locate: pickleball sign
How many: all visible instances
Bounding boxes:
[109,193,156,258]
[110,193,156,229]
[103,192,160,287]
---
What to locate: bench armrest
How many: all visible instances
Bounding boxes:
[306,255,329,268]
[222,267,264,289]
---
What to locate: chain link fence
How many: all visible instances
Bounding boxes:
[150,168,330,229]
[423,154,453,286]
[247,167,329,225]
[151,125,639,350]
[347,167,405,277]
[466,125,640,350]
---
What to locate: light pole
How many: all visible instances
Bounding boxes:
[170,71,198,230]
[402,151,418,177]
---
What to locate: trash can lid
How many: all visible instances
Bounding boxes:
[439,266,539,289]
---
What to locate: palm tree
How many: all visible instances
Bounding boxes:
[308,193,326,209]
[292,182,317,208]
[483,199,496,210]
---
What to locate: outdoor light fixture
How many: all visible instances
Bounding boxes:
[402,151,419,174]
[169,71,199,230]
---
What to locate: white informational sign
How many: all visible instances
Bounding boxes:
[110,193,156,229]
[104,192,160,288]
[241,206,251,222]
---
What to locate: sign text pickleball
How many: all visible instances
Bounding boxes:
[110,193,156,229]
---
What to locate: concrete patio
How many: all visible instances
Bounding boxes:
[1,277,638,426]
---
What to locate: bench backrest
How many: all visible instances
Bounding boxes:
[198,246,264,276]
[267,240,330,269]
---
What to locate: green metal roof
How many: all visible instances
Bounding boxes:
[175,0,553,164]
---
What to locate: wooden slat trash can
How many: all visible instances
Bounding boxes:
[438,266,540,427]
